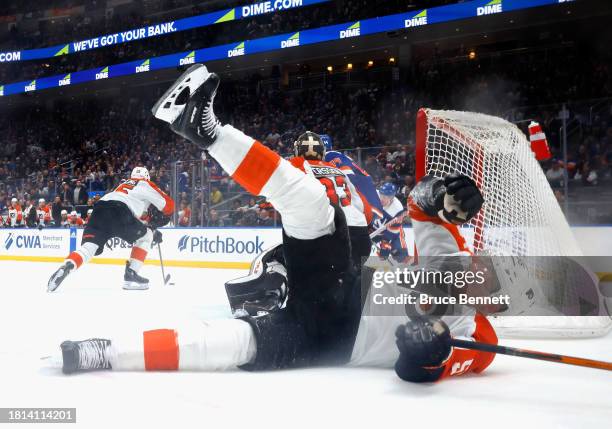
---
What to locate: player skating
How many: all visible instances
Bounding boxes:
[374,182,410,263]
[56,64,495,383]
[47,167,174,292]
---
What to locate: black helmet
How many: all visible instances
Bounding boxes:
[293,131,325,160]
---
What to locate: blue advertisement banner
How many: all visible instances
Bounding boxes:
[0,0,572,97]
[0,0,330,63]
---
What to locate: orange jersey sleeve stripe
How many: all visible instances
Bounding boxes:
[146,180,175,216]
[438,313,498,379]
[408,199,470,253]
[143,329,179,371]
[232,141,281,195]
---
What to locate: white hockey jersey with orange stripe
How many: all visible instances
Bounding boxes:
[101,178,174,218]
[290,157,368,228]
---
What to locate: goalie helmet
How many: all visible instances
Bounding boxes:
[294,131,325,160]
[131,166,150,181]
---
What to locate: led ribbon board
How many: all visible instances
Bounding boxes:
[0,0,573,97]
[0,0,330,63]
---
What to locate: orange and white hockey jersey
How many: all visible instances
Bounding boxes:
[6,203,23,227]
[290,157,368,228]
[36,205,51,226]
[102,179,174,218]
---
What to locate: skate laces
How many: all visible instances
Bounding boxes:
[78,340,110,369]
[200,93,220,138]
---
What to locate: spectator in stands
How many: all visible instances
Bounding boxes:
[207,209,225,227]
[400,175,415,201]
[72,180,88,206]
[210,186,223,205]
[59,182,72,204]
[178,200,192,227]
[545,160,565,189]
[51,195,65,226]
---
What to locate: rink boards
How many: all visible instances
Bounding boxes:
[0,226,611,270]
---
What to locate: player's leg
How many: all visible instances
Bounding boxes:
[59,319,256,374]
[122,223,153,290]
[153,64,334,241]
[47,206,110,292]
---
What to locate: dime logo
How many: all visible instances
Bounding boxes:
[96,66,109,80]
[477,0,502,16]
[59,74,71,86]
[281,32,300,49]
[25,80,36,92]
[0,86,4,96]
[136,59,150,73]
[340,21,360,39]
[405,10,427,28]
[228,42,245,57]
[54,44,69,57]
[179,51,195,66]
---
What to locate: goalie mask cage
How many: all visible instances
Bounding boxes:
[416,108,611,338]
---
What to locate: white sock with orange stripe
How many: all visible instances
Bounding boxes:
[128,247,147,273]
[66,242,98,269]
[109,320,256,371]
[209,125,335,240]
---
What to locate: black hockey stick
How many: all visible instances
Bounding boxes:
[450,338,612,371]
[157,241,173,286]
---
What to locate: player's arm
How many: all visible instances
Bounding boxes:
[409,174,483,256]
[394,314,497,383]
[139,180,175,229]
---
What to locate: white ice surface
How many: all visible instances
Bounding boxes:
[0,261,610,429]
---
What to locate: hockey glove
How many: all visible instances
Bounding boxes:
[151,229,163,246]
[148,206,171,229]
[395,317,452,368]
[438,173,484,224]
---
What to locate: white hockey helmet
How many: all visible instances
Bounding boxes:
[38,198,45,204]
[11,197,17,203]
[131,166,150,181]
[61,209,68,215]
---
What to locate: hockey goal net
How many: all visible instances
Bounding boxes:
[416,108,611,338]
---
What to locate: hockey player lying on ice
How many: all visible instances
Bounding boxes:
[56,64,497,383]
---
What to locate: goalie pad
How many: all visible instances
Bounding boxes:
[225,244,288,316]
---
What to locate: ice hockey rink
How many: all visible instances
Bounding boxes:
[0,260,610,429]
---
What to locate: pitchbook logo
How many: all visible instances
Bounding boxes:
[477,0,502,16]
[340,22,360,39]
[178,234,264,254]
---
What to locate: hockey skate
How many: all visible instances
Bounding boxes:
[60,339,112,374]
[47,260,75,292]
[152,63,221,149]
[123,261,150,290]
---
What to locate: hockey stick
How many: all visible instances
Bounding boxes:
[450,338,612,371]
[370,210,408,239]
[157,241,173,286]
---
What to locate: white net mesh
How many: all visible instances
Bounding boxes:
[418,108,611,337]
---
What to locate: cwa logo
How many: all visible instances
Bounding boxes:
[228,42,245,57]
[96,67,109,80]
[25,80,36,92]
[340,22,360,39]
[477,0,502,16]
[180,51,195,66]
[4,233,42,249]
[405,9,427,28]
[4,233,14,250]
[59,74,71,86]
[136,59,150,73]
[281,32,300,49]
